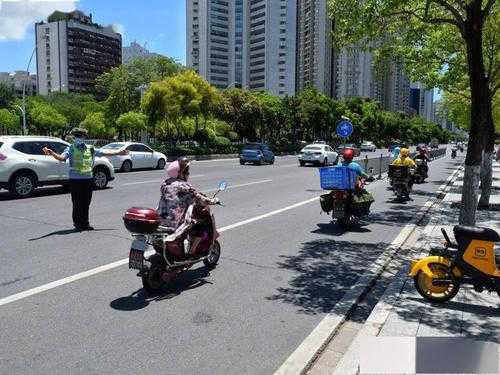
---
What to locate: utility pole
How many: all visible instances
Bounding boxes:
[21,47,37,135]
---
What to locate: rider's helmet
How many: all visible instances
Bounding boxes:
[400,148,410,158]
[419,148,426,155]
[343,148,354,161]
[166,157,191,180]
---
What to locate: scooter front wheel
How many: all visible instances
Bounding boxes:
[414,263,460,303]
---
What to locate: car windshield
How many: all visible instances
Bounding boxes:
[343,144,355,148]
[101,143,125,150]
[304,146,322,150]
[242,144,261,150]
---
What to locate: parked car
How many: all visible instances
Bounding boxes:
[0,136,115,198]
[360,141,377,152]
[299,144,339,166]
[239,143,275,165]
[336,144,361,157]
[100,142,166,172]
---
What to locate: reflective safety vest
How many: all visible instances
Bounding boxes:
[71,144,94,177]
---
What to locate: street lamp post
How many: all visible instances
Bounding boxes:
[21,47,37,136]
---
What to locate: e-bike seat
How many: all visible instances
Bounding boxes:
[453,225,500,243]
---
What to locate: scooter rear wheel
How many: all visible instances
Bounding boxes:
[142,255,165,294]
[414,263,460,303]
[203,240,221,269]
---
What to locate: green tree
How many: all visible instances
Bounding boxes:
[30,101,66,135]
[44,92,101,130]
[219,88,263,142]
[328,0,499,224]
[116,111,147,140]
[0,82,15,108]
[80,112,115,139]
[0,108,19,134]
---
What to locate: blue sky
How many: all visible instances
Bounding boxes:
[0,0,186,73]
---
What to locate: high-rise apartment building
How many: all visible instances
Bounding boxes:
[243,0,297,96]
[35,10,121,95]
[332,47,373,99]
[187,0,236,90]
[410,82,435,121]
[187,0,296,96]
[296,0,332,95]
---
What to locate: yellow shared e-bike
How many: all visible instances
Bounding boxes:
[409,226,500,302]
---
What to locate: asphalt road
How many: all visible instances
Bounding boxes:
[0,150,462,374]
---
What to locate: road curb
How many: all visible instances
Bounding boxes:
[274,163,463,375]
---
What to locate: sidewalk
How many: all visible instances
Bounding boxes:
[330,162,500,374]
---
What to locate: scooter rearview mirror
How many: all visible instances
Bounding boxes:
[218,181,228,191]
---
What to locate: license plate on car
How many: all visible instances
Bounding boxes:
[128,239,148,270]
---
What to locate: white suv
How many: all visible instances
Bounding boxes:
[0,136,115,198]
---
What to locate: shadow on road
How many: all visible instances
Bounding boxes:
[110,266,212,311]
[29,228,116,241]
[267,239,389,315]
[0,186,112,201]
[0,186,67,201]
[312,222,371,236]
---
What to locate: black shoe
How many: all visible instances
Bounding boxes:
[73,225,84,232]
[83,226,95,231]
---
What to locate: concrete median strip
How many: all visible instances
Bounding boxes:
[273,164,463,375]
[0,192,315,308]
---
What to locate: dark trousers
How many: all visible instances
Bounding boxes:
[69,179,93,228]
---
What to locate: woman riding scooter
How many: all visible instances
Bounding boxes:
[158,157,219,257]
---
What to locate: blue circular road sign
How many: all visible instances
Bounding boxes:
[336,120,353,138]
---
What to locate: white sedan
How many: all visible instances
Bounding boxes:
[100,142,167,172]
[299,144,339,166]
[360,141,377,152]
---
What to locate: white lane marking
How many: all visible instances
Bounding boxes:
[274,164,463,375]
[121,175,205,186]
[0,195,318,307]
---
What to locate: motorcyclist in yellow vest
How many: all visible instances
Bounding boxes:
[392,148,416,168]
[391,148,416,195]
[43,128,127,231]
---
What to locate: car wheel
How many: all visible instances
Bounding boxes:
[269,158,275,165]
[240,159,245,165]
[9,172,37,198]
[121,160,132,173]
[156,158,166,170]
[323,158,328,166]
[93,167,109,189]
[299,161,305,167]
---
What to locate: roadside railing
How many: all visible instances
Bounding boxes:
[361,147,447,179]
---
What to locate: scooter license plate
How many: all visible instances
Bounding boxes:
[333,203,345,218]
[129,240,148,270]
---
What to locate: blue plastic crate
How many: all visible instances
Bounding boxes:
[319,166,357,190]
